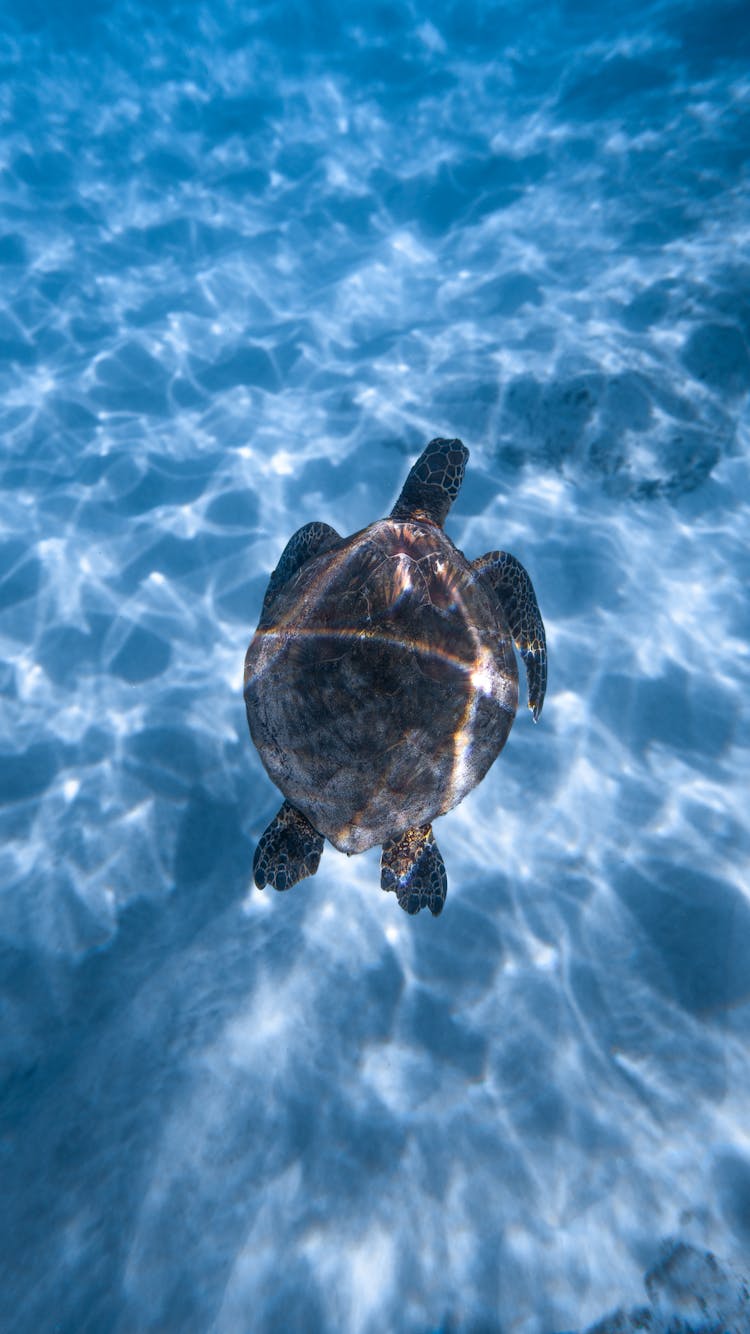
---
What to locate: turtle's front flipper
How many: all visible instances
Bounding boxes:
[381,824,447,917]
[261,521,341,623]
[390,438,469,527]
[254,801,324,892]
[473,550,547,721]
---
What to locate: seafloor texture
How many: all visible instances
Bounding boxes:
[1,1,749,1331]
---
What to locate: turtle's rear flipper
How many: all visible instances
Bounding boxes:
[381,824,447,917]
[254,801,324,892]
[473,550,547,721]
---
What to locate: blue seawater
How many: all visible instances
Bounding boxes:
[1,1,749,1330]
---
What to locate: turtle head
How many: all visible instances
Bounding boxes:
[390,438,469,527]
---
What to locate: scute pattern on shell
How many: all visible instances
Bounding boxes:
[245,516,519,855]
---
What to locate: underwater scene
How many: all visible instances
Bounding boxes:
[1,0,749,1329]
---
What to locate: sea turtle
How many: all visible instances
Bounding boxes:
[244,437,546,917]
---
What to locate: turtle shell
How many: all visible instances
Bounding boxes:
[244,518,518,854]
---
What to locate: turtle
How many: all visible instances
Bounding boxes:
[244,437,547,917]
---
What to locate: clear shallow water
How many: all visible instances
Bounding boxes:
[1,1,749,1330]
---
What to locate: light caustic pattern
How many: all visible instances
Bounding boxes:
[1,0,750,1331]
